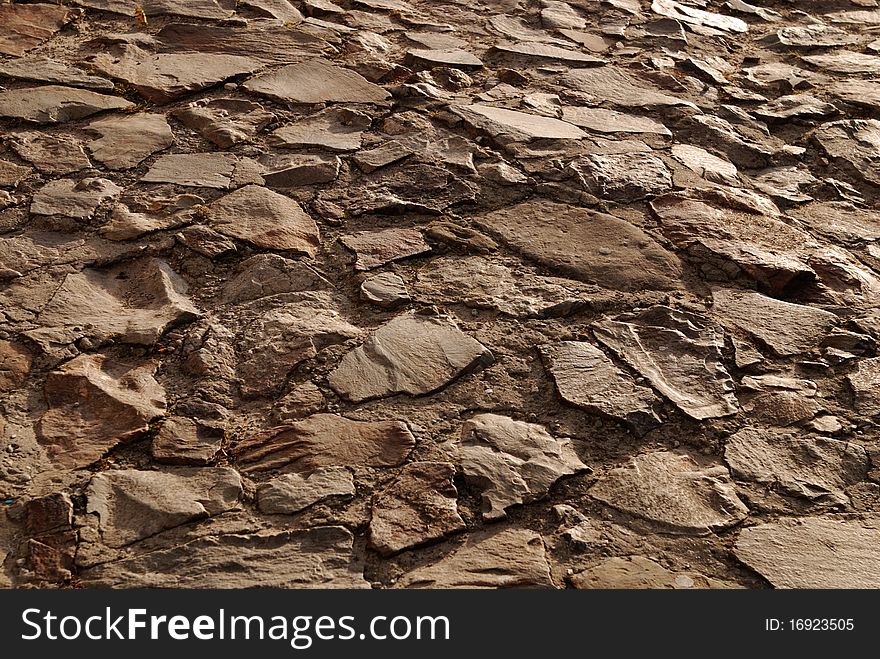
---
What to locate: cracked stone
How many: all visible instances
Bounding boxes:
[542,341,660,434]
[0,86,133,124]
[243,58,391,104]
[30,178,122,219]
[84,113,174,170]
[328,313,493,402]
[457,413,588,521]
[340,228,430,271]
[591,451,749,534]
[257,467,355,514]
[369,461,465,555]
[233,413,415,473]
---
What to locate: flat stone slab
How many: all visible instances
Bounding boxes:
[542,341,660,433]
[243,58,391,104]
[475,201,682,292]
[562,107,670,136]
[725,428,867,505]
[328,313,493,402]
[81,526,369,588]
[0,3,75,57]
[208,185,321,256]
[86,468,242,547]
[847,357,880,417]
[396,528,554,588]
[142,153,238,188]
[85,113,174,170]
[735,517,880,588]
[369,461,465,556]
[233,413,415,473]
[257,467,355,514]
[457,413,588,520]
[593,306,738,420]
[31,178,122,219]
[0,86,133,124]
[0,57,113,91]
[591,451,749,534]
[340,228,430,270]
[451,104,587,142]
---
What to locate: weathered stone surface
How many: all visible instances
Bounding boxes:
[340,228,430,270]
[814,120,880,187]
[542,342,660,433]
[451,104,587,142]
[564,66,696,109]
[571,556,731,589]
[270,108,372,152]
[397,528,554,588]
[492,41,606,65]
[571,152,672,201]
[221,253,331,304]
[84,113,174,169]
[711,289,836,357]
[31,178,122,219]
[591,451,749,534]
[361,272,410,308]
[234,293,359,397]
[209,185,321,255]
[593,306,738,420]
[339,163,476,215]
[103,190,204,241]
[414,256,593,318]
[257,467,355,514]
[328,313,493,402]
[735,517,880,588]
[81,526,369,588]
[74,0,231,19]
[173,99,274,148]
[90,48,260,104]
[848,357,880,417]
[407,48,483,68]
[771,24,861,48]
[458,413,587,520]
[789,202,880,246]
[738,375,823,427]
[86,468,242,547]
[0,340,32,394]
[243,58,391,104]
[0,160,31,188]
[37,355,166,469]
[369,461,465,555]
[0,57,113,91]
[754,94,837,121]
[650,195,816,295]
[0,86,133,124]
[652,0,747,32]
[475,201,682,292]
[725,428,867,505]
[261,154,341,187]
[0,4,74,57]
[562,107,670,136]
[142,153,238,188]
[670,144,738,185]
[152,417,224,465]
[234,413,415,473]
[831,80,880,113]
[8,133,90,175]
[28,258,198,350]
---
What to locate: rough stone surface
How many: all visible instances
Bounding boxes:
[594,306,738,420]
[85,114,174,169]
[591,451,749,534]
[37,355,166,469]
[244,58,391,104]
[397,528,554,588]
[233,414,415,473]
[369,461,465,555]
[257,467,355,514]
[476,201,682,292]
[735,517,880,588]
[458,414,588,520]
[328,314,492,402]
[542,341,660,433]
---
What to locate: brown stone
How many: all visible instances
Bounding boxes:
[0,86,133,124]
[0,4,74,57]
[257,467,355,514]
[340,228,431,271]
[0,340,32,394]
[369,461,465,556]
[475,201,682,292]
[591,451,749,534]
[328,313,493,402]
[234,413,415,473]
[243,58,391,104]
[397,528,554,588]
[37,354,166,469]
[85,113,174,170]
[152,417,224,465]
[458,414,588,520]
